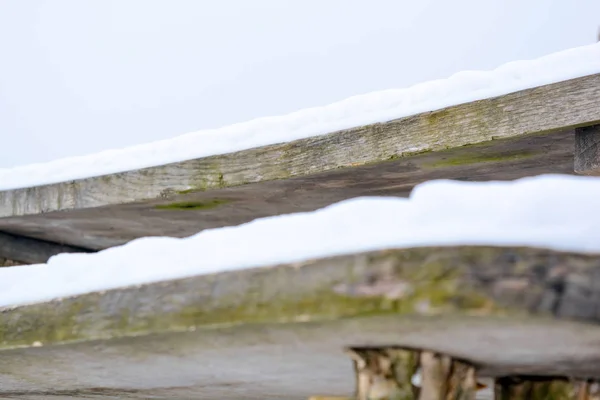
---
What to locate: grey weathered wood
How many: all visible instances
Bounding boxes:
[0,230,91,264]
[0,74,598,257]
[574,124,600,175]
[2,246,600,398]
[0,129,579,252]
[1,73,599,221]
[8,245,600,350]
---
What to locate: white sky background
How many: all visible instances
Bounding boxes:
[0,0,598,168]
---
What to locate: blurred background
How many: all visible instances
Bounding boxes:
[0,0,598,168]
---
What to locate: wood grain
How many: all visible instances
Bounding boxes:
[0,129,577,255]
[1,73,599,219]
[3,246,600,372]
[574,124,600,175]
[2,246,600,398]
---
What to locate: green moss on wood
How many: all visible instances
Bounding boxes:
[155,199,230,210]
[0,247,515,350]
[3,245,596,352]
[0,283,498,350]
[426,150,535,168]
[175,188,203,195]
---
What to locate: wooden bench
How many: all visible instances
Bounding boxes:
[1,71,600,399]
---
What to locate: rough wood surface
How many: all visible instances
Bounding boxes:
[8,245,600,350]
[1,315,597,400]
[2,246,600,399]
[0,130,577,256]
[0,230,91,264]
[574,124,600,175]
[1,73,599,221]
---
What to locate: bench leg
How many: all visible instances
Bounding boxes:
[494,377,600,399]
[344,347,478,400]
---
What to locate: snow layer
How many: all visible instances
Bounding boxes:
[1,43,600,191]
[1,174,600,308]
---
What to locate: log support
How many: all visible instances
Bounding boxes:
[310,346,600,400]
[342,347,477,400]
[494,376,600,399]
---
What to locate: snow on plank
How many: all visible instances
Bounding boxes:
[0,176,600,398]
[1,43,599,191]
[2,174,600,309]
[0,44,599,264]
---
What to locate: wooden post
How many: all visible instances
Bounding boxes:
[342,347,478,400]
[494,376,600,400]
[344,347,418,400]
[418,351,477,400]
[574,125,600,176]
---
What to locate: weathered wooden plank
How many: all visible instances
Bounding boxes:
[1,73,599,220]
[2,315,597,400]
[2,246,600,399]
[0,230,91,264]
[0,130,577,251]
[8,244,600,349]
[575,124,600,175]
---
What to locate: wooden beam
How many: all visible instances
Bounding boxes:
[0,230,92,264]
[0,130,580,251]
[574,124,600,175]
[4,245,600,349]
[1,74,598,253]
[1,73,599,219]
